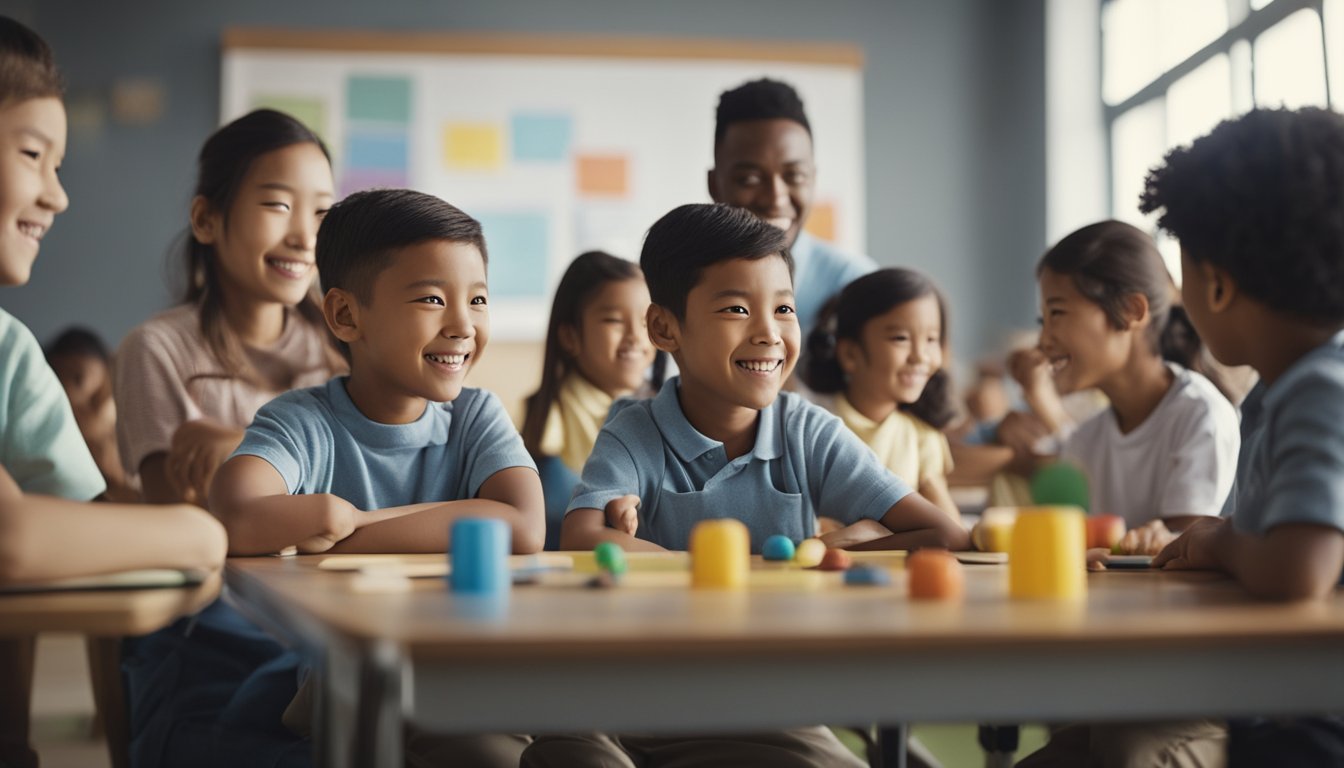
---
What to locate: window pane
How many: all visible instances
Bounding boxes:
[1168,54,1231,151]
[1250,0,1272,10]
[1231,40,1254,113]
[1111,98,1165,225]
[1327,0,1343,109]
[1104,0,1161,104]
[1254,9,1328,108]
[1159,0,1228,72]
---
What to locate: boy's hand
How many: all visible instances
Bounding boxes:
[1118,519,1177,555]
[1153,517,1226,571]
[168,419,245,505]
[604,495,640,536]
[295,495,359,554]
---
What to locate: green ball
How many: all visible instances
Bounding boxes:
[1030,461,1090,512]
[593,541,628,575]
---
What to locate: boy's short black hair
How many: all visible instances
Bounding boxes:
[316,188,488,305]
[714,78,811,148]
[0,16,63,107]
[1139,107,1344,324]
[640,203,791,319]
[43,327,108,363]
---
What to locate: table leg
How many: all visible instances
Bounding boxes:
[877,723,907,768]
[353,640,403,768]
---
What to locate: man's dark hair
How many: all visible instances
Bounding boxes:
[317,188,488,305]
[1139,107,1344,324]
[714,78,811,147]
[640,203,791,319]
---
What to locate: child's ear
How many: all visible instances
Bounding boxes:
[646,305,681,354]
[1206,264,1237,313]
[557,323,581,359]
[322,288,361,345]
[189,196,220,245]
[1122,292,1151,330]
[836,337,863,376]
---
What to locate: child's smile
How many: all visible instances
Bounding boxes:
[0,96,68,285]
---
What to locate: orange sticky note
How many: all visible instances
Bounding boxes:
[576,154,628,197]
[804,201,837,241]
[443,123,503,171]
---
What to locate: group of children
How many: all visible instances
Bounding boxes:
[1,13,1343,768]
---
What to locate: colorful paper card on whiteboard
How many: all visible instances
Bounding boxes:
[511,113,572,162]
[576,154,629,197]
[346,75,411,124]
[252,95,327,141]
[474,211,549,298]
[346,132,408,171]
[340,167,408,198]
[804,201,837,242]
[443,123,504,171]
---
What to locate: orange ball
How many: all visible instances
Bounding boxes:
[817,548,853,571]
[907,549,964,600]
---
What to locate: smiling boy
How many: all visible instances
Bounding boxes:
[210,188,544,556]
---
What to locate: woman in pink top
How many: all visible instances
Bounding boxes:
[114,109,343,505]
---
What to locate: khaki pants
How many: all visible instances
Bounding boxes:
[1016,720,1227,768]
[521,727,867,768]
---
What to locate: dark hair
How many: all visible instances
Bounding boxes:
[714,78,811,148]
[640,203,791,320]
[801,269,956,429]
[178,109,340,384]
[520,251,658,457]
[1139,107,1344,325]
[43,327,108,363]
[1038,220,1228,397]
[0,16,63,107]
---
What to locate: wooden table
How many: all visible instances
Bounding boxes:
[225,555,1344,768]
[0,572,222,768]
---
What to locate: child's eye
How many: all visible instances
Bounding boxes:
[20,149,39,161]
[776,305,795,316]
[315,208,330,219]
[416,296,445,306]
[719,305,748,315]
[470,296,488,306]
[263,201,291,212]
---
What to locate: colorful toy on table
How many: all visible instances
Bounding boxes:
[1030,461,1090,511]
[1085,513,1126,552]
[970,506,1017,553]
[816,548,853,571]
[449,518,512,596]
[844,565,893,587]
[1008,506,1087,599]
[690,519,750,589]
[793,537,827,568]
[761,534,796,562]
[593,541,628,575]
[907,549,964,600]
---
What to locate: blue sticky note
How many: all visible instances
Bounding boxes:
[474,212,548,298]
[511,113,572,163]
[346,75,412,124]
[346,132,407,172]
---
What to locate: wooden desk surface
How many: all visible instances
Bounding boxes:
[0,571,221,637]
[226,555,1344,661]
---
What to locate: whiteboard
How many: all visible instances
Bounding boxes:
[221,31,865,339]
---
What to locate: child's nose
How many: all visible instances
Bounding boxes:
[41,170,69,215]
[439,307,475,339]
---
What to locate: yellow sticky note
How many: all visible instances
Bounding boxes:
[443,123,503,170]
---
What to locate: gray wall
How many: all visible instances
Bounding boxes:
[2,0,1045,369]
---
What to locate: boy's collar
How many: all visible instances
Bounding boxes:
[650,377,783,463]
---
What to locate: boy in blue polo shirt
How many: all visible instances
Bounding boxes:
[560,203,966,555]
[526,204,965,768]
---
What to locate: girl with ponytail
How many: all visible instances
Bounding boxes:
[801,268,961,520]
[1017,219,1240,553]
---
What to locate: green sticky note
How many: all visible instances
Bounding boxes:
[346,75,411,124]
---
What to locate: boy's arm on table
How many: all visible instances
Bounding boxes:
[560,506,666,552]
[841,492,971,552]
[209,455,360,556]
[1154,518,1344,600]
[0,465,226,585]
[326,466,545,555]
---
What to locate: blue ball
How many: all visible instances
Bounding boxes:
[761,535,796,562]
[844,565,893,587]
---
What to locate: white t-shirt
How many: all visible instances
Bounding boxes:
[1062,364,1239,527]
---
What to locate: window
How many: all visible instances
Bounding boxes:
[1102,0,1334,277]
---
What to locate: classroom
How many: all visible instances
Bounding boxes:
[2,1,1343,766]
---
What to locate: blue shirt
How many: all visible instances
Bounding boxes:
[0,308,104,500]
[790,231,877,335]
[1224,331,1344,555]
[234,377,535,510]
[567,377,913,552]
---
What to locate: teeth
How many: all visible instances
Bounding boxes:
[267,258,311,274]
[1050,357,1070,374]
[17,222,44,240]
[425,353,467,366]
[737,360,780,373]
